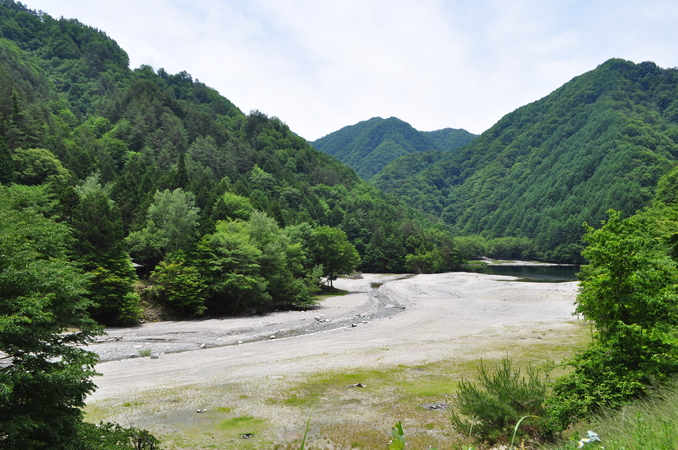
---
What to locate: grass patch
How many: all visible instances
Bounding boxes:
[546,378,678,450]
[314,286,349,299]
[217,415,265,432]
[282,394,315,406]
[396,378,458,397]
[84,323,591,449]
[268,325,591,449]
[462,260,488,268]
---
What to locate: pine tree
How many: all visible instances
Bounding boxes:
[0,138,14,184]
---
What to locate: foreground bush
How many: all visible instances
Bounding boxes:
[450,357,553,446]
[546,378,678,450]
[547,210,678,431]
[76,422,161,449]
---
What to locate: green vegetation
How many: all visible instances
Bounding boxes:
[312,116,477,180]
[547,209,678,430]
[0,193,101,448]
[0,0,464,323]
[547,382,678,450]
[372,59,678,263]
[450,358,552,445]
[216,415,265,434]
[3,0,678,447]
[448,169,678,448]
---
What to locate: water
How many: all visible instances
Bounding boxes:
[463,264,580,282]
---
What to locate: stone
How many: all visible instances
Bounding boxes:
[422,402,448,411]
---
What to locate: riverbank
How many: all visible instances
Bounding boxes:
[85,272,584,448]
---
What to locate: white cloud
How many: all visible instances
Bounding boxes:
[21,0,678,140]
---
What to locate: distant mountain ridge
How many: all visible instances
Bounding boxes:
[371,59,678,262]
[311,117,477,179]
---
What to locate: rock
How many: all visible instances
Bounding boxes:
[150,355,159,359]
[129,354,137,358]
[422,402,448,411]
[351,323,358,327]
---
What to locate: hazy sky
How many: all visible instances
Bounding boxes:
[24,1,678,141]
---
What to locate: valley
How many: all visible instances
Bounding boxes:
[85,272,585,448]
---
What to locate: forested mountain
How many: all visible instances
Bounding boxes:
[372,59,678,262]
[423,127,479,152]
[311,116,477,180]
[0,0,464,324]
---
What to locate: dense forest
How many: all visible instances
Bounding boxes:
[311,116,477,180]
[0,1,467,447]
[0,0,467,324]
[3,1,678,448]
[370,59,678,262]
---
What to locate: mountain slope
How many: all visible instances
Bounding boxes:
[372,59,678,262]
[0,0,463,283]
[311,116,476,179]
[423,127,478,152]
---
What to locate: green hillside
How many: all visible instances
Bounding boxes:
[0,0,465,326]
[311,116,476,179]
[372,59,678,262]
[423,127,478,152]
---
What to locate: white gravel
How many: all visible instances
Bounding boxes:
[87,272,579,402]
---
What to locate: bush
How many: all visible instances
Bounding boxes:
[76,421,161,449]
[450,357,553,445]
[150,252,208,316]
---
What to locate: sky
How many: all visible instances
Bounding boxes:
[23,0,678,141]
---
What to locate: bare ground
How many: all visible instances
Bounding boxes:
[85,272,584,448]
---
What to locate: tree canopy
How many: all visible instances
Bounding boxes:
[0,199,101,448]
[371,60,678,263]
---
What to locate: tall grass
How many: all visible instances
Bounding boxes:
[547,380,678,450]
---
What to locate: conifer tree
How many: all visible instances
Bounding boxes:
[0,138,13,184]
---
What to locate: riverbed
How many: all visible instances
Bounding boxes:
[85,272,583,448]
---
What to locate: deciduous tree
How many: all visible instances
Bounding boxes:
[0,205,101,449]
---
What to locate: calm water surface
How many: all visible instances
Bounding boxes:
[463,264,580,282]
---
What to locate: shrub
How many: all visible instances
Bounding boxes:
[77,421,162,449]
[450,357,553,445]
